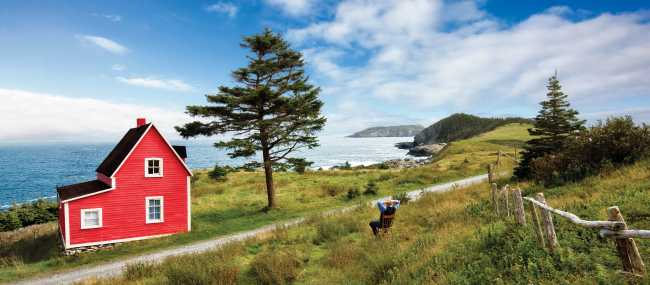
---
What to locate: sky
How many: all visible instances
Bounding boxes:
[1,0,649,143]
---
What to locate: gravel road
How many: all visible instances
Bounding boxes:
[13,173,488,285]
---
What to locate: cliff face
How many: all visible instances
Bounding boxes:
[348,125,424,138]
[413,113,532,145]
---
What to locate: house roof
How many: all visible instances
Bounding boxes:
[57,180,112,201]
[96,123,151,177]
[172,145,187,159]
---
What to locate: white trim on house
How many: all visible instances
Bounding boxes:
[145,196,164,224]
[144,157,164,177]
[80,208,103,229]
[64,203,71,248]
[65,233,173,249]
[187,176,191,232]
[149,124,193,177]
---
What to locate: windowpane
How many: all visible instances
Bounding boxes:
[148,199,162,222]
[146,159,162,176]
[84,211,99,226]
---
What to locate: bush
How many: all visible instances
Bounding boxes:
[363,181,378,195]
[392,192,411,205]
[162,250,239,285]
[286,158,313,174]
[530,116,650,186]
[313,218,359,245]
[346,188,361,200]
[250,250,302,285]
[208,164,231,181]
[0,200,58,231]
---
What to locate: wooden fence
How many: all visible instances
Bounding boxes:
[489,181,650,276]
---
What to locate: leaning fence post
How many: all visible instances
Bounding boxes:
[607,206,646,276]
[491,183,498,215]
[535,193,558,252]
[496,150,501,167]
[528,200,546,248]
[512,187,526,225]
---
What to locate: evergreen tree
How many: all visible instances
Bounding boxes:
[514,73,585,179]
[176,29,326,209]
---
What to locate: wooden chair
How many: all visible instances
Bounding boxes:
[377,213,395,237]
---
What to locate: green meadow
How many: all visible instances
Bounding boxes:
[81,156,650,285]
[0,123,530,283]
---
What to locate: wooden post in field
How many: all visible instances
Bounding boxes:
[487,164,494,184]
[512,187,526,225]
[528,201,546,248]
[514,146,518,161]
[491,183,498,215]
[535,193,558,252]
[607,206,646,275]
[501,185,510,217]
[496,150,501,167]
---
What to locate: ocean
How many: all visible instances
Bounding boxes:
[0,136,410,207]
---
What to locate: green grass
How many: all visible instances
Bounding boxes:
[0,123,532,283]
[82,158,650,285]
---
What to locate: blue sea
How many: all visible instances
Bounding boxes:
[0,136,410,207]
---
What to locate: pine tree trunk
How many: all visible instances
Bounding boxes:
[260,133,276,209]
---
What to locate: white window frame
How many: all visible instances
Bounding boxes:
[146,196,164,224]
[80,208,103,229]
[144,158,163,177]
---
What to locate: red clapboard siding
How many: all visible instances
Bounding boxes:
[67,126,190,246]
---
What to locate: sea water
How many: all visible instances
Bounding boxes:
[0,136,410,206]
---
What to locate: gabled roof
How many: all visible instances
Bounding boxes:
[96,123,151,177]
[57,180,112,201]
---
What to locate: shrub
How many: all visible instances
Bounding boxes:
[286,158,313,174]
[250,250,302,285]
[363,181,378,195]
[162,252,239,285]
[208,164,231,181]
[313,218,359,245]
[346,188,361,200]
[0,200,58,231]
[530,116,650,186]
[321,184,344,197]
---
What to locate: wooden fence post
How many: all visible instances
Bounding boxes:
[535,193,559,252]
[607,206,646,275]
[501,185,510,217]
[512,187,526,225]
[491,183,498,215]
[528,201,546,248]
[514,146,518,161]
[488,164,494,184]
[496,150,501,167]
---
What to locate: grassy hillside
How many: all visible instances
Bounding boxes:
[83,159,650,285]
[0,123,532,283]
[414,113,532,145]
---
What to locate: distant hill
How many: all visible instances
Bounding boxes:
[413,113,532,145]
[348,125,424,138]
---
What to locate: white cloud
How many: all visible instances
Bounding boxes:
[0,89,187,143]
[289,0,650,116]
[111,64,126,71]
[264,0,313,16]
[116,76,194,92]
[92,13,122,22]
[205,2,238,18]
[76,35,129,55]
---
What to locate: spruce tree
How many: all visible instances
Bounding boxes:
[176,29,326,209]
[514,73,585,179]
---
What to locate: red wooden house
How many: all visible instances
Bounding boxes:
[57,118,192,250]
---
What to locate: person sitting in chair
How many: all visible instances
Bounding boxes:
[369,199,400,236]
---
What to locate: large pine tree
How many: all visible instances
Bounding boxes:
[176,29,326,209]
[514,73,585,179]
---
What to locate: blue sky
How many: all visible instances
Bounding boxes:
[1,0,649,143]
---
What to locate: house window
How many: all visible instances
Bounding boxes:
[145,158,163,177]
[81,208,102,229]
[146,197,164,223]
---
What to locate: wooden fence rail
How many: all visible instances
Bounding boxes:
[489,181,648,276]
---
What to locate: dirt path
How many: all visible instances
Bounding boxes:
[13,173,488,285]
